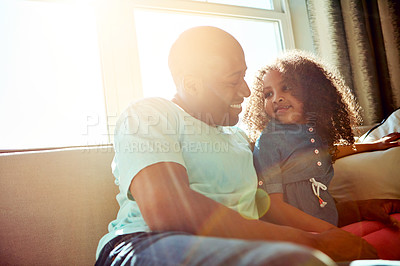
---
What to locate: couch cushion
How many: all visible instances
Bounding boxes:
[330,109,400,202]
[0,146,118,265]
[330,146,400,202]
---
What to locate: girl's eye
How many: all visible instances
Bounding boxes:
[282,85,290,91]
[264,92,273,99]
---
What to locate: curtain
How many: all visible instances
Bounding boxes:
[306,0,400,125]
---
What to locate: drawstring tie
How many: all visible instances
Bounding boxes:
[309,178,327,207]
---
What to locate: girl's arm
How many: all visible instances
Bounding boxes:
[335,132,400,159]
[260,193,337,233]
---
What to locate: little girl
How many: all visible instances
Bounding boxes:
[243,50,400,259]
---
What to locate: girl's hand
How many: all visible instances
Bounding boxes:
[369,132,400,151]
[338,132,400,158]
[335,133,399,159]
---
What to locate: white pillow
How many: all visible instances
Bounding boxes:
[330,146,400,202]
[359,108,400,142]
[330,108,400,202]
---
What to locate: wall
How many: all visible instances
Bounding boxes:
[288,0,315,52]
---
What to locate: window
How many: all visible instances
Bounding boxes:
[101,0,295,138]
[1,0,295,150]
[0,1,107,150]
[190,0,274,10]
[134,9,282,100]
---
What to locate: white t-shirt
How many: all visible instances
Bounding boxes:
[96,97,259,258]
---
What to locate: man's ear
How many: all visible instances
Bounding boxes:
[182,75,202,96]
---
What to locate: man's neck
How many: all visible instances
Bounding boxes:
[171,95,218,128]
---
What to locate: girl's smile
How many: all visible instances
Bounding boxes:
[275,105,291,114]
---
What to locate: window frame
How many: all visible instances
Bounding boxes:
[95,0,295,141]
[1,0,296,151]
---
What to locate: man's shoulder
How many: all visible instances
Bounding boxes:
[230,126,250,142]
[127,97,175,110]
[119,97,181,117]
[114,97,182,131]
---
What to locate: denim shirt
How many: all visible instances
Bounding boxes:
[253,120,338,226]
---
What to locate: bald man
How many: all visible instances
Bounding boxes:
[95,26,376,265]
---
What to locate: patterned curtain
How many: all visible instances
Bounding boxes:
[306,0,400,125]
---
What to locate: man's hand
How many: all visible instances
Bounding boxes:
[337,199,400,230]
[314,228,378,261]
[357,199,400,230]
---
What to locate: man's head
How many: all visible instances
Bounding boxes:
[168,26,250,126]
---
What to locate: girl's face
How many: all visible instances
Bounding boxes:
[262,70,306,124]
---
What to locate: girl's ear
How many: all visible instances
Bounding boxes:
[182,75,203,96]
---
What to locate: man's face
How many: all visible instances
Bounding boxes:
[196,45,250,126]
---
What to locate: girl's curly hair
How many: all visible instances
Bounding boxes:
[242,50,362,160]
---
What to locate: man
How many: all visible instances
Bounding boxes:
[96,26,377,265]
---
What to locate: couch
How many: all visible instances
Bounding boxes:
[0,146,118,266]
[1,123,399,265]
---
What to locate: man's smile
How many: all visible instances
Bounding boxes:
[230,103,242,109]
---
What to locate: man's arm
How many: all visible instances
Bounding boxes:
[336,199,400,230]
[130,162,377,261]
